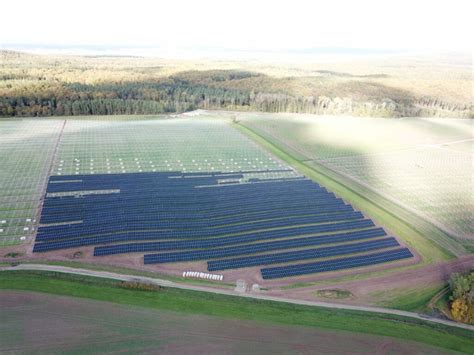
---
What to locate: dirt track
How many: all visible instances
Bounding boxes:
[1,239,472,310]
[2,263,473,332]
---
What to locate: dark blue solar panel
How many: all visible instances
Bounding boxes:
[34,170,412,277]
[37,211,363,240]
[260,248,414,279]
[207,238,400,271]
[144,237,398,265]
[34,219,376,251]
[94,228,387,256]
[37,206,354,237]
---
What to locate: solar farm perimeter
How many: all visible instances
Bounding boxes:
[1,115,416,285]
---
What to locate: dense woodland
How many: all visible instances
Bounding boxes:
[1,51,472,118]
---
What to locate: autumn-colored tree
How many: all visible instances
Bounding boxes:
[448,271,473,324]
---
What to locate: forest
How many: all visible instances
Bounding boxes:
[1,50,472,118]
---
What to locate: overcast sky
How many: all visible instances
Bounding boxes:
[1,0,472,53]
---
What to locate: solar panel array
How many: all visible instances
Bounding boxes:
[0,119,64,245]
[34,169,413,279]
[260,248,414,279]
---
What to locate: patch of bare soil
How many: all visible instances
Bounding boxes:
[0,233,421,291]
[270,255,474,305]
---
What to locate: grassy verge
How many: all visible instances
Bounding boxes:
[235,123,458,268]
[373,284,447,312]
[3,259,234,288]
[434,290,452,318]
[1,270,473,352]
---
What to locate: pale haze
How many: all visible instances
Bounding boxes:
[1,0,472,52]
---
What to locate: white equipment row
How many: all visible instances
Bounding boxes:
[183,271,223,281]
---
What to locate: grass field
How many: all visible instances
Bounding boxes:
[0,291,454,354]
[239,113,472,252]
[1,270,473,353]
[372,284,447,312]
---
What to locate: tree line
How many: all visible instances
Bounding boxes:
[1,52,471,118]
[0,79,354,117]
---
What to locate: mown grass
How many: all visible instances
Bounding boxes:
[435,290,452,316]
[0,270,473,353]
[374,284,447,312]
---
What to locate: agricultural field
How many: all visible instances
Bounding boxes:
[9,291,428,354]
[2,273,473,353]
[240,114,473,250]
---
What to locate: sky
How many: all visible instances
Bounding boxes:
[1,0,472,54]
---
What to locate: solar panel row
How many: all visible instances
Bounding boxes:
[144,236,398,265]
[46,172,244,187]
[40,201,346,226]
[46,175,315,191]
[41,192,336,216]
[94,228,387,256]
[43,186,329,207]
[37,211,364,241]
[45,173,306,193]
[43,182,328,204]
[39,203,353,225]
[39,205,354,234]
[207,238,400,271]
[38,209,355,238]
[260,248,414,279]
[34,219,376,251]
